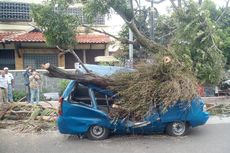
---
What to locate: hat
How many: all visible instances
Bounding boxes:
[3,67,8,70]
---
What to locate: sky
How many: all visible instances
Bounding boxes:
[106,0,228,27]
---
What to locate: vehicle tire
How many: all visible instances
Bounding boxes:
[166,121,189,136]
[87,125,109,140]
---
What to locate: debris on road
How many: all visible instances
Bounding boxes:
[207,103,230,116]
[0,102,58,133]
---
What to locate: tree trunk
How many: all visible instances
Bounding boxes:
[41,63,115,87]
[109,1,167,54]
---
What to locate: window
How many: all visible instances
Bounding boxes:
[23,53,58,69]
[0,49,15,70]
[94,90,115,113]
[55,7,105,25]
[82,14,105,25]
[0,2,31,22]
[70,84,92,106]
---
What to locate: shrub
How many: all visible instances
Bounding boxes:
[13,90,26,102]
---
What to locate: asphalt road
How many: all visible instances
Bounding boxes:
[0,123,230,153]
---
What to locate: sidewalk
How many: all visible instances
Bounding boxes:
[207,115,230,124]
[202,96,230,104]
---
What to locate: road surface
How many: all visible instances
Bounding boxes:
[0,122,230,153]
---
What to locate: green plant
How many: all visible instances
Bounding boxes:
[58,79,70,95]
[39,88,49,101]
[13,90,26,102]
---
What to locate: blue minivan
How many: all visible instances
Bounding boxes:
[57,64,209,140]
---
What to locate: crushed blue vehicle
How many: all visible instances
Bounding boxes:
[57,64,209,140]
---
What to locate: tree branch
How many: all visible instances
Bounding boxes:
[178,0,182,8]
[56,46,90,73]
[41,63,115,87]
[81,24,136,45]
[127,20,167,53]
[155,28,177,40]
[134,0,141,9]
[129,0,135,18]
[151,0,166,4]
[169,0,179,11]
[109,2,167,53]
[216,0,230,23]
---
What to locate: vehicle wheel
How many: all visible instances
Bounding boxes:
[166,121,189,136]
[87,125,109,140]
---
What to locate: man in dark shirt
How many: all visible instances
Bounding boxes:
[23,66,32,102]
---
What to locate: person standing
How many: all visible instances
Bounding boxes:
[3,67,14,102]
[0,71,8,103]
[29,70,41,104]
[23,66,32,102]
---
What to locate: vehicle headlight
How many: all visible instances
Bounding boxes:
[203,104,207,112]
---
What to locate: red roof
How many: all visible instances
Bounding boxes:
[0,32,16,43]
[0,32,110,44]
[76,34,110,43]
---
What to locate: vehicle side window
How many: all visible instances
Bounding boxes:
[70,84,92,106]
[94,91,114,112]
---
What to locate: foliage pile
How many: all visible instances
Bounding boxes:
[109,54,198,120]
[208,103,230,116]
[0,103,57,132]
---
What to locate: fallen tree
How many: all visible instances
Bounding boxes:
[42,53,198,120]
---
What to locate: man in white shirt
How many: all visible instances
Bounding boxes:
[4,67,14,102]
[0,71,8,103]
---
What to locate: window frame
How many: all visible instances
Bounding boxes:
[68,83,94,108]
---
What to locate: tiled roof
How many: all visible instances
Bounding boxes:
[0,32,110,44]
[7,32,45,42]
[76,34,110,43]
[0,32,15,43]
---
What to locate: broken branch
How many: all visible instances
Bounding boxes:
[42,63,115,87]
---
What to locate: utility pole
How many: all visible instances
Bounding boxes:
[146,0,155,40]
[149,0,154,39]
[128,28,133,68]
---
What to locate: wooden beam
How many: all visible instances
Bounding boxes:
[15,43,21,58]
[83,49,86,63]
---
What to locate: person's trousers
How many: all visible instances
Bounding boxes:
[8,84,13,102]
[0,88,8,103]
[31,88,39,104]
[25,85,31,102]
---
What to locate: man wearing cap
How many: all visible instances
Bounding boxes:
[3,67,14,102]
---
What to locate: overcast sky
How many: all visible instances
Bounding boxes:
[106,0,228,27]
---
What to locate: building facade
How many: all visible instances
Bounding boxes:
[0,1,111,70]
[0,31,110,69]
